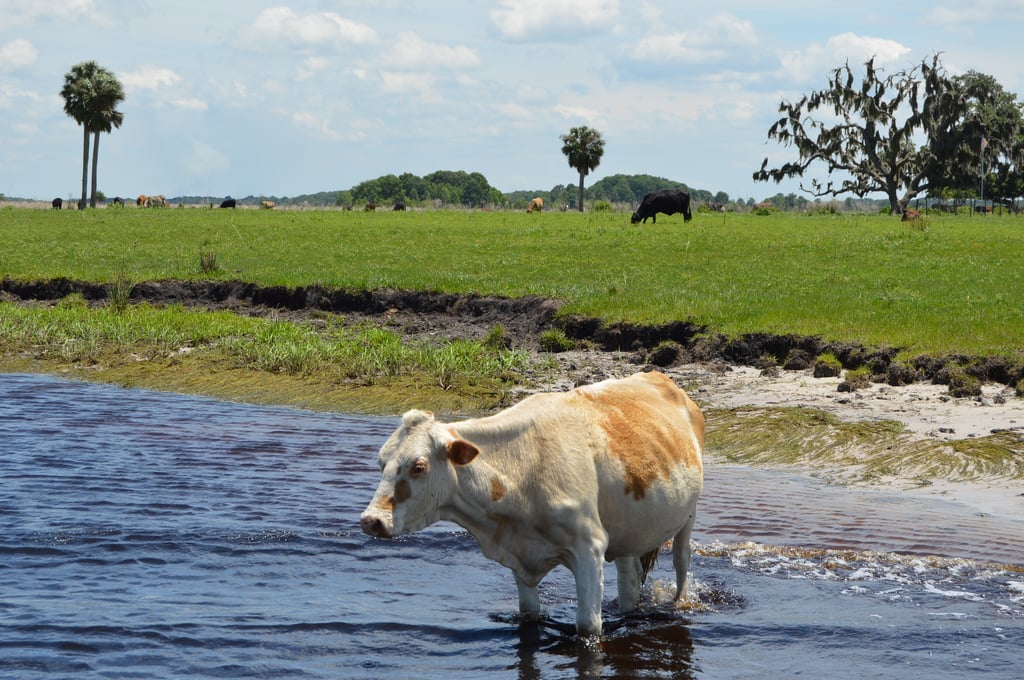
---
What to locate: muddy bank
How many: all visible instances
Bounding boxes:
[4,277,1023,392]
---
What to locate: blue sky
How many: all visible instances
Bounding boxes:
[2,0,1023,202]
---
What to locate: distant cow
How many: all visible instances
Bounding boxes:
[146,195,167,208]
[631,189,692,224]
[52,198,63,210]
[260,200,275,210]
[137,194,147,206]
[527,197,544,213]
[220,199,237,209]
[361,371,705,637]
[393,200,406,211]
[110,197,125,207]
[902,209,922,222]
[364,202,376,212]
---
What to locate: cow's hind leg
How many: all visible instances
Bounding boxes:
[614,555,644,613]
[671,515,697,601]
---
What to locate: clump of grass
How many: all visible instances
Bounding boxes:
[838,366,872,392]
[108,268,134,313]
[199,246,220,274]
[947,368,982,398]
[813,352,842,378]
[539,328,574,352]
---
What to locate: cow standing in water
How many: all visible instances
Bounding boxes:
[360,371,704,637]
[631,188,692,224]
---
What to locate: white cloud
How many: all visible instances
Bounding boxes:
[490,0,619,41]
[778,33,911,83]
[0,39,38,71]
[291,111,346,141]
[119,66,182,92]
[296,56,329,81]
[630,14,758,64]
[0,0,114,28]
[930,0,1024,24]
[238,7,377,50]
[169,98,208,111]
[385,32,480,69]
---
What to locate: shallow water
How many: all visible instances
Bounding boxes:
[1,373,1022,678]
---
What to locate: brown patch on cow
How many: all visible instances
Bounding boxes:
[580,376,702,499]
[490,476,506,501]
[376,496,396,511]
[393,479,411,504]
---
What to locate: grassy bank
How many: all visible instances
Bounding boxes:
[4,207,1024,358]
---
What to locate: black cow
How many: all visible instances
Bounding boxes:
[220,198,237,208]
[52,198,63,209]
[630,188,692,224]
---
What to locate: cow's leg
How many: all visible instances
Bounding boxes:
[570,538,607,636]
[514,573,541,620]
[614,555,643,613]
[671,515,697,601]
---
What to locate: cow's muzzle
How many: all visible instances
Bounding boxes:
[360,511,393,538]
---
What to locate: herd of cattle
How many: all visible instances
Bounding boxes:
[49,188,697,224]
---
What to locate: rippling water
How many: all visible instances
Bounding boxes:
[2,373,1022,678]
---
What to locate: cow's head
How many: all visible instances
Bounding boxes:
[360,410,479,539]
[630,212,641,224]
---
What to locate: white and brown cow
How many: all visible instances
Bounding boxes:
[360,371,704,637]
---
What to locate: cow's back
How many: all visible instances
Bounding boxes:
[572,372,704,558]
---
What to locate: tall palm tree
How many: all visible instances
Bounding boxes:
[60,61,125,209]
[560,125,605,212]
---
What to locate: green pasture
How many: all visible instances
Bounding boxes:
[3,206,1023,358]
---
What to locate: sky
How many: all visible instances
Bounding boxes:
[2,0,1024,203]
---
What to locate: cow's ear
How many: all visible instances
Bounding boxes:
[446,439,479,465]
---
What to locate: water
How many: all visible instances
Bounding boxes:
[1,373,1022,678]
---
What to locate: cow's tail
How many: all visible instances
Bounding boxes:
[640,547,659,585]
[683,194,693,222]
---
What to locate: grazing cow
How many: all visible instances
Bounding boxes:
[364,202,376,212]
[393,199,406,211]
[260,200,275,210]
[631,188,692,224]
[527,197,544,213]
[220,198,237,209]
[110,197,125,207]
[902,209,922,222]
[145,195,167,207]
[52,198,63,210]
[137,194,147,206]
[360,371,705,637]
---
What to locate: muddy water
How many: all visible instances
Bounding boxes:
[2,373,1021,678]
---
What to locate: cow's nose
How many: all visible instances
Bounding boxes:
[360,513,390,538]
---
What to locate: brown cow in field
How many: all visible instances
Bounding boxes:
[527,197,543,213]
[260,200,275,210]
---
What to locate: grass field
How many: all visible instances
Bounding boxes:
[3,206,1023,358]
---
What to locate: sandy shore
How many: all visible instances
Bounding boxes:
[525,351,1024,522]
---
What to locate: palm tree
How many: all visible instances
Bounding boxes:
[61,61,125,209]
[560,125,605,212]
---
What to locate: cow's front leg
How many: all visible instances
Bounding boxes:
[571,541,606,636]
[514,573,541,620]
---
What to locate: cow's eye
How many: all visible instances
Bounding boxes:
[410,459,429,477]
